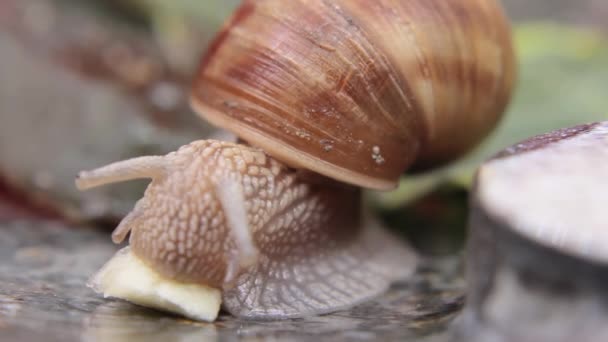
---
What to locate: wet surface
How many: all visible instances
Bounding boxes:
[0,221,463,341]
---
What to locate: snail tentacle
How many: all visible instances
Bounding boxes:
[215,178,259,287]
[75,155,167,190]
[111,203,144,244]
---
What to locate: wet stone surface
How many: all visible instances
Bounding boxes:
[0,222,463,341]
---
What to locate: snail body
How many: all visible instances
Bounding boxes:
[77,140,414,319]
[77,0,515,320]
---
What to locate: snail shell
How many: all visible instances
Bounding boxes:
[191,0,516,190]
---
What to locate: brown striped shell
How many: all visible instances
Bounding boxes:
[191,0,516,190]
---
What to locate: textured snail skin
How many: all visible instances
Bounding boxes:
[76,140,416,319]
[191,0,516,190]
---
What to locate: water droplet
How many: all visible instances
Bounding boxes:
[223,100,238,109]
[320,139,334,152]
[296,130,311,140]
[372,146,385,165]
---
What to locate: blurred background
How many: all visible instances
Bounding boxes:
[0,0,607,255]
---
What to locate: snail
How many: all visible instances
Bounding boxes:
[76,0,515,321]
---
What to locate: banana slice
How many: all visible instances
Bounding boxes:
[89,247,222,322]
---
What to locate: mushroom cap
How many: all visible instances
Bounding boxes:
[191,0,515,190]
[475,122,608,265]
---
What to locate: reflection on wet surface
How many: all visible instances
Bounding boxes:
[0,222,463,341]
[83,302,218,342]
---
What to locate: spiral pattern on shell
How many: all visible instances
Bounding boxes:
[191,0,516,190]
